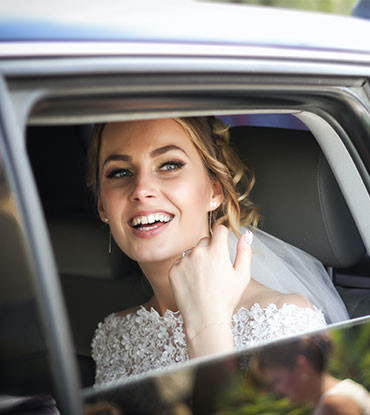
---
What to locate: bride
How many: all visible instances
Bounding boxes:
[88,116,348,385]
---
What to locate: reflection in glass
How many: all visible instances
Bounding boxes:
[254,333,370,414]
[84,321,370,415]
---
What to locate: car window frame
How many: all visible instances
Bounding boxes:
[1,46,370,412]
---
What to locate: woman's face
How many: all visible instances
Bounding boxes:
[97,118,223,265]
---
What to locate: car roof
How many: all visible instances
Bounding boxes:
[1,0,370,54]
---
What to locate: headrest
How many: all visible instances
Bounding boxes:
[230,126,365,268]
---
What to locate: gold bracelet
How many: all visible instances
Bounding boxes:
[189,321,232,343]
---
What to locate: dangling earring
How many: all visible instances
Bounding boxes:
[108,229,112,254]
[208,211,213,236]
[103,218,112,254]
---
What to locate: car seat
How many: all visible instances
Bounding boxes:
[230,125,368,317]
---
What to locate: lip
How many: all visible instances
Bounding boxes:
[128,209,174,239]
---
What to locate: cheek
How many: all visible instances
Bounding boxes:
[99,188,126,220]
[170,174,212,210]
[284,375,305,402]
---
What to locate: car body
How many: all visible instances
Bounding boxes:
[0,1,370,414]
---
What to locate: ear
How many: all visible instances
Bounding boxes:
[97,197,108,223]
[208,180,224,212]
[295,355,310,373]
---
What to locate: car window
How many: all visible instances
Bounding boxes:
[22,110,368,392]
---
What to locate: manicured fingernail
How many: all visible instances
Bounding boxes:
[242,230,253,245]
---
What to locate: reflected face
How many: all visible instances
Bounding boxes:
[97,119,222,265]
[262,366,308,404]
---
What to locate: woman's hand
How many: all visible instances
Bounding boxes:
[169,225,253,357]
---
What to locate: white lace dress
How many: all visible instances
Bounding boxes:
[92,303,326,386]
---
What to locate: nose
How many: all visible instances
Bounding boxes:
[129,169,157,202]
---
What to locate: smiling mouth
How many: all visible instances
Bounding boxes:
[130,213,173,231]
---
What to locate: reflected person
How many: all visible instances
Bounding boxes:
[256,334,370,415]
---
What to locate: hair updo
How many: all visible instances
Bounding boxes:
[87,116,259,236]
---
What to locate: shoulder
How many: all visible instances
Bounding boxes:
[273,292,314,309]
[116,304,142,318]
[320,394,362,415]
[94,305,143,335]
[245,287,326,329]
[247,280,314,310]
[92,305,144,354]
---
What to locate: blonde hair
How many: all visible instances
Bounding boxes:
[87,117,259,236]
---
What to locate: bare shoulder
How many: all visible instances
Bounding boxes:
[115,304,142,318]
[115,297,155,318]
[243,279,314,310]
[320,394,362,415]
[273,292,314,309]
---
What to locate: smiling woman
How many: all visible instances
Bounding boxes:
[87,117,346,385]
[95,119,221,264]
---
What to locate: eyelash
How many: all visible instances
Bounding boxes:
[106,168,132,179]
[159,161,185,171]
[105,161,185,179]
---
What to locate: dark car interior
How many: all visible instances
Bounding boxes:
[3,115,367,395]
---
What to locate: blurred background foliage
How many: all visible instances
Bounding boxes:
[215,322,370,414]
[205,0,357,15]
[330,321,370,390]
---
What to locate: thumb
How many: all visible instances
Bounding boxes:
[233,229,253,275]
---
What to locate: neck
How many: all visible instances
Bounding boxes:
[313,373,339,406]
[139,256,179,316]
[320,373,340,396]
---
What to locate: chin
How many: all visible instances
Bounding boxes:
[129,248,180,264]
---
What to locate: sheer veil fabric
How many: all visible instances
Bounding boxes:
[228,228,349,324]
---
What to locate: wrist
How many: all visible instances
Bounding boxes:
[182,309,233,337]
[188,321,232,343]
[187,321,234,358]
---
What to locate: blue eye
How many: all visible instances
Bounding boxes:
[107,168,132,178]
[159,161,185,171]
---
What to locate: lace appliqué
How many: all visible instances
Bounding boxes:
[232,303,326,350]
[92,304,326,386]
[92,307,188,385]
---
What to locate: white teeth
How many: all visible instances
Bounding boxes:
[148,214,155,224]
[131,213,172,227]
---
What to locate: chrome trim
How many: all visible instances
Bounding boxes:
[1,42,370,65]
[1,56,370,78]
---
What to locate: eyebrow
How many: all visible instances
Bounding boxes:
[150,145,187,158]
[102,145,188,168]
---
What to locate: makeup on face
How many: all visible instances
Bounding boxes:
[97,119,216,264]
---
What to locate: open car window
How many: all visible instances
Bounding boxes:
[24,106,370,392]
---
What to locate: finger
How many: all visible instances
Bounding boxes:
[233,229,253,275]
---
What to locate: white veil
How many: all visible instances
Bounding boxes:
[229,227,349,324]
